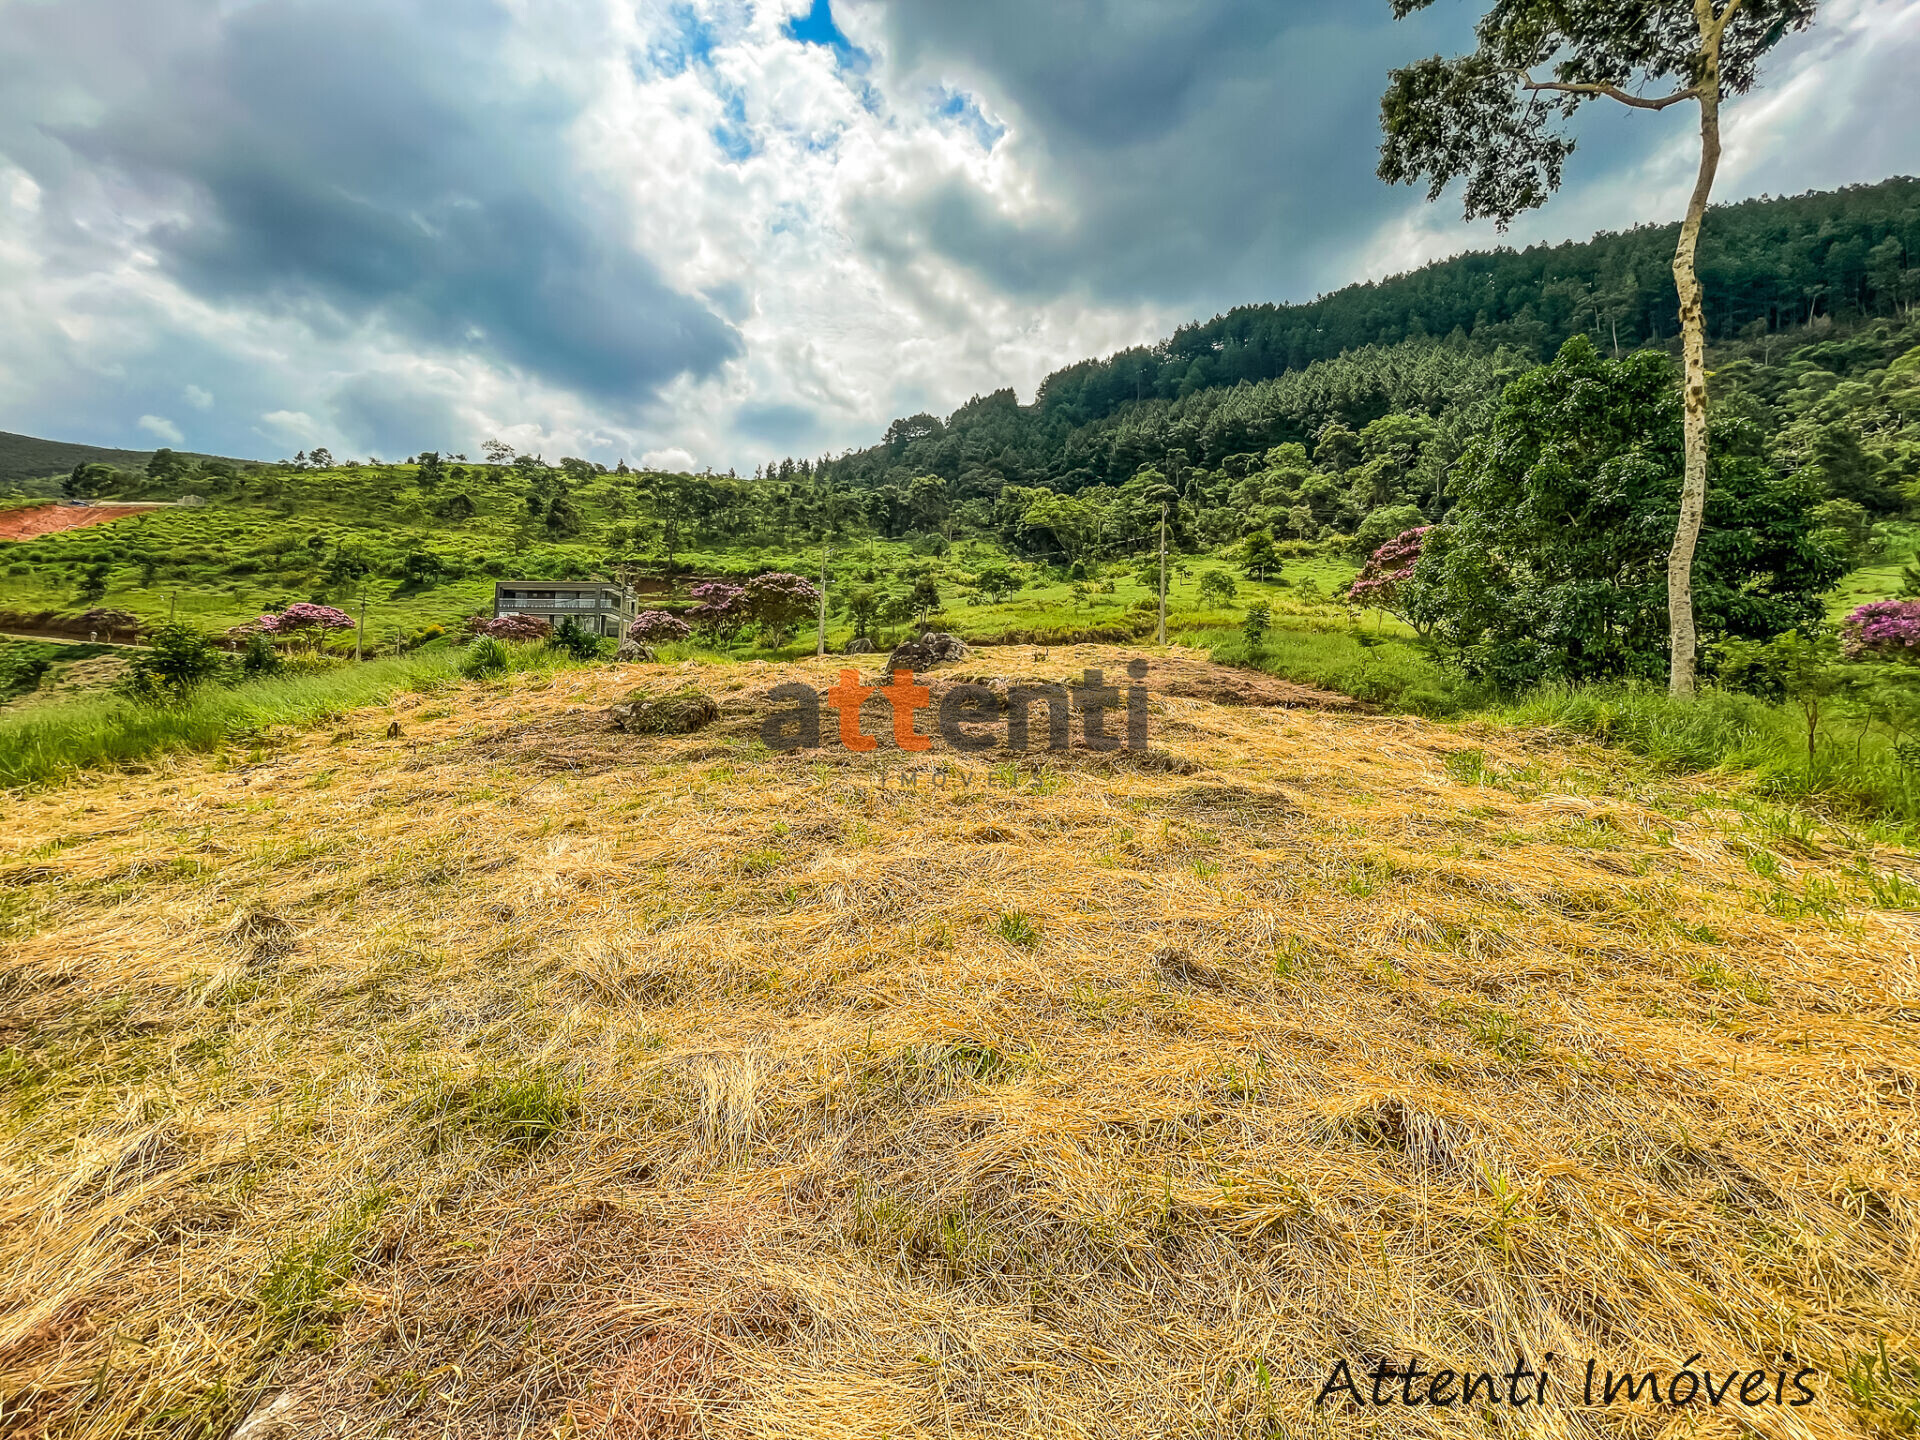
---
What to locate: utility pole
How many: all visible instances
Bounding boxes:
[1157,503,1168,647]
[356,590,368,663]
[817,542,829,657]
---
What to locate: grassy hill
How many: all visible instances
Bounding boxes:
[0,431,254,493]
[3,649,1916,1438]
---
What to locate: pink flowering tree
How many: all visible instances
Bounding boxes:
[1348,527,1433,638]
[629,610,692,645]
[258,602,355,652]
[469,614,552,642]
[741,571,821,646]
[687,581,747,643]
[1842,601,1920,661]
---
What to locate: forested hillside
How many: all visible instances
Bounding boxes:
[804,177,1919,494]
[0,432,248,491]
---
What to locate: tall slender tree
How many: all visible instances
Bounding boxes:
[1377,0,1817,696]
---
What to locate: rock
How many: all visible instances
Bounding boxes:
[614,638,657,663]
[610,688,719,735]
[884,632,970,673]
[843,637,876,655]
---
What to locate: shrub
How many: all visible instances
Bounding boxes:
[1242,602,1272,654]
[1841,600,1920,660]
[470,614,551,642]
[240,629,282,679]
[260,602,355,653]
[550,615,605,660]
[461,637,509,679]
[629,610,692,644]
[120,624,232,705]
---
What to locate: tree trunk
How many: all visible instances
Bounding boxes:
[1666,39,1723,699]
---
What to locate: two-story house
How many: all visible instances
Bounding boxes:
[493,580,639,640]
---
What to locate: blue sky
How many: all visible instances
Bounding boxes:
[1,0,1916,470]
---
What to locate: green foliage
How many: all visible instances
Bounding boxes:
[0,644,54,702]
[460,637,509,679]
[1716,628,1851,775]
[1352,504,1426,561]
[119,624,231,705]
[1241,532,1281,581]
[549,615,605,660]
[1377,0,1814,228]
[997,909,1040,948]
[1410,337,1845,690]
[240,628,282,679]
[1197,569,1238,606]
[1241,602,1272,654]
[75,561,111,603]
[256,1188,387,1345]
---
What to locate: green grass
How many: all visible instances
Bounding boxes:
[1204,622,1488,717]
[0,652,461,789]
[1496,683,1920,826]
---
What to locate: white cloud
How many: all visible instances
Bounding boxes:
[258,410,319,444]
[137,413,183,444]
[640,447,699,473]
[0,0,1916,472]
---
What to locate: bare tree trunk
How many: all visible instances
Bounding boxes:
[1666,33,1723,699]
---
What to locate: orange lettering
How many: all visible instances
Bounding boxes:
[879,669,932,752]
[825,669,877,751]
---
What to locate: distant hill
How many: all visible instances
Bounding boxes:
[0,431,255,492]
[817,175,1920,491]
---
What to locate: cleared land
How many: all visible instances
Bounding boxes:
[0,505,164,542]
[3,647,1917,1439]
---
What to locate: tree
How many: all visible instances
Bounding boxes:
[1242,602,1272,656]
[148,448,189,484]
[633,471,711,577]
[1241,531,1281,581]
[482,439,516,464]
[840,584,881,640]
[1406,338,1844,690]
[1378,0,1818,697]
[741,572,822,647]
[973,564,1022,603]
[63,463,114,499]
[1716,628,1847,777]
[415,451,445,488]
[76,562,111,603]
[1351,526,1441,638]
[1198,570,1239,607]
[308,447,334,470]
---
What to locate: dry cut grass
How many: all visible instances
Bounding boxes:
[2,646,1918,1439]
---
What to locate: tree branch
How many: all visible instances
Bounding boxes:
[1521,77,1699,111]
[1711,0,1755,40]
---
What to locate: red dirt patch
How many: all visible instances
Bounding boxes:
[0,504,155,541]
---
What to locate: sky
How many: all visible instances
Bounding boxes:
[1,0,1917,472]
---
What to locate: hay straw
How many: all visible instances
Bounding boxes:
[2,646,1916,1438]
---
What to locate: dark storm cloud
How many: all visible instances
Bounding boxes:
[23,0,738,407]
[857,0,1689,308]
